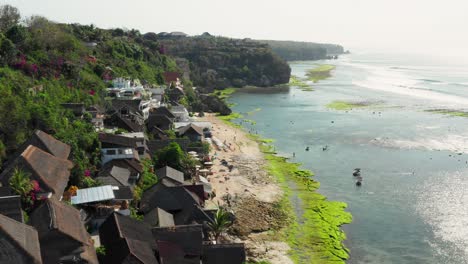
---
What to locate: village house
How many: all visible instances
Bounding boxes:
[155,166,186,186]
[0,187,23,223]
[99,212,158,264]
[143,207,175,227]
[148,126,169,140]
[149,87,165,103]
[99,132,148,158]
[30,198,98,264]
[0,145,73,200]
[170,105,190,122]
[0,213,42,264]
[201,244,247,264]
[153,224,204,264]
[4,130,71,163]
[147,114,174,131]
[139,182,211,226]
[177,123,205,142]
[96,163,140,187]
[101,147,139,165]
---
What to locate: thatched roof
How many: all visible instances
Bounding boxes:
[202,243,246,264]
[0,213,42,264]
[153,224,203,262]
[143,207,175,228]
[0,188,23,223]
[0,146,73,199]
[155,166,185,185]
[177,123,203,136]
[29,198,98,264]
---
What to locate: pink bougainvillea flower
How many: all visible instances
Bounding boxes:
[31,180,40,192]
[89,89,96,96]
[84,169,91,177]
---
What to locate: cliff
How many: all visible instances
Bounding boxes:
[257,40,345,61]
[156,33,291,92]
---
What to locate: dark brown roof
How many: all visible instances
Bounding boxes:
[0,188,23,223]
[113,186,134,200]
[99,133,145,149]
[0,130,71,172]
[151,107,175,119]
[202,243,246,264]
[163,72,181,84]
[100,212,156,249]
[125,238,158,264]
[106,159,144,174]
[147,114,173,132]
[32,130,71,159]
[110,99,142,114]
[97,165,131,186]
[102,237,157,264]
[29,199,98,264]
[30,198,90,244]
[152,224,203,257]
[156,166,185,185]
[0,213,42,264]
[140,183,211,226]
[143,207,175,228]
[148,126,169,140]
[116,115,145,132]
[0,146,73,199]
[178,123,203,136]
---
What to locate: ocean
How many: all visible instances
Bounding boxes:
[228,52,468,263]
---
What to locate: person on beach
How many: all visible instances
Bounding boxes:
[293,152,296,157]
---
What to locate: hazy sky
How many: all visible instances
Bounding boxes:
[1,0,467,56]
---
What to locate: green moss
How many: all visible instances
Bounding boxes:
[306,65,335,83]
[326,100,373,111]
[217,112,244,128]
[219,116,352,263]
[263,152,352,263]
[289,75,310,88]
[425,109,468,118]
[211,88,237,100]
[242,119,257,125]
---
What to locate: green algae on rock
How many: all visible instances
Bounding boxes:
[326,100,376,111]
[306,65,336,83]
[236,115,352,263]
[425,109,468,118]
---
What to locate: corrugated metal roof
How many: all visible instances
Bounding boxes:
[71,185,115,205]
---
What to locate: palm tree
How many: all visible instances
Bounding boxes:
[9,167,33,204]
[207,206,233,243]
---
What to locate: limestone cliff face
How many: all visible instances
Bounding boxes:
[157,35,291,91]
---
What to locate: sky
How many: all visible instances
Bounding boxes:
[1,0,467,57]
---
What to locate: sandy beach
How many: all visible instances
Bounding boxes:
[199,114,293,264]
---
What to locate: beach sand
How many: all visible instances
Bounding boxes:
[199,114,293,264]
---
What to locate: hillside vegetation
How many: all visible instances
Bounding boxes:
[258,40,345,61]
[0,7,179,185]
[157,33,291,91]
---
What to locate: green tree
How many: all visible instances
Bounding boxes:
[0,5,20,32]
[153,142,196,175]
[9,167,33,204]
[207,206,233,243]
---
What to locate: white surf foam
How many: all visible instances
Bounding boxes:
[348,63,468,108]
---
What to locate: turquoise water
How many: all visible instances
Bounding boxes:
[228,53,468,264]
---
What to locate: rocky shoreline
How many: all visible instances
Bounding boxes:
[200,111,352,263]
